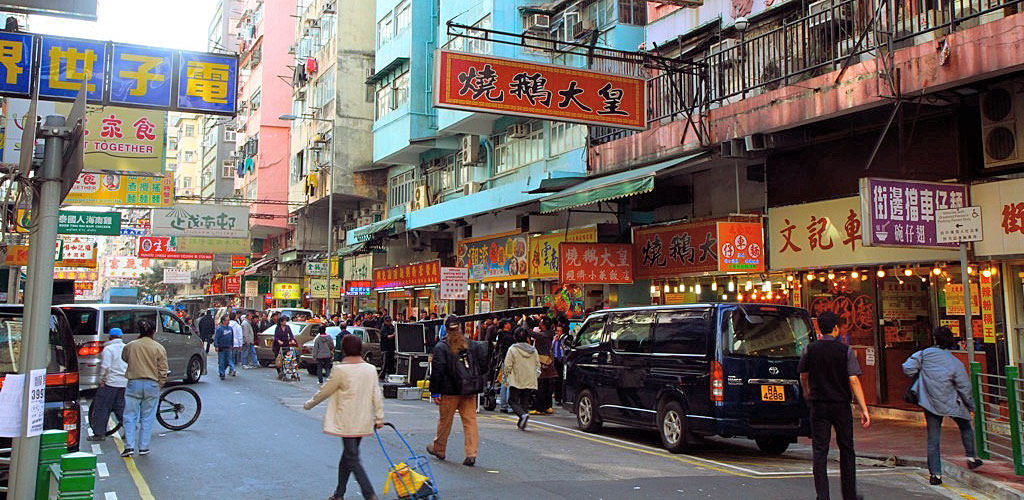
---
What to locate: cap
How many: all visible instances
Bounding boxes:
[444,314,461,330]
[108,328,123,338]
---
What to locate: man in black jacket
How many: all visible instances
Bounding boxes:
[198,311,215,354]
[426,315,489,467]
[379,316,396,380]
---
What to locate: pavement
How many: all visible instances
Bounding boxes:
[78,353,1005,499]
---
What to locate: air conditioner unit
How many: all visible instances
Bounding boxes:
[710,39,743,67]
[460,135,481,165]
[980,80,1024,169]
[526,14,551,31]
[508,124,531,139]
[371,203,385,213]
[294,88,306,101]
[412,185,431,210]
[463,182,482,196]
[572,20,594,39]
[305,18,319,27]
[808,0,854,28]
[323,1,336,14]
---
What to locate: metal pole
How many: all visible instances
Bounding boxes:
[960,242,976,363]
[7,266,19,304]
[326,120,334,317]
[9,115,66,500]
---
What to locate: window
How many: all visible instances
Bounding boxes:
[222,160,235,178]
[618,0,647,25]
[103,310,157,336]
[377,12,394,47]
[224,129,236,142]
[423,152,467,198]
[465,15,491,54]
[607,312,654,353]
[246,179,258,200]
[724,305,812,358]
[182,177,193,188]
[375,69,409,120]
[184,124,195,136]
[0,314,71,375]
[576,315,607,346]
[168,138,178,150]
[493,121,543,174]
[249,89,262,112]
[167,162,177,172]
[654,311,710,355]
[62,308,96,337]
[395,1,411,36]
[388,169,416,208]
[584,0,616,29]
[550,122,587,156]
[184,151,194,162]
[161,313,183,335]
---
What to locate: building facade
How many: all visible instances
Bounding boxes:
[201,0,241,202]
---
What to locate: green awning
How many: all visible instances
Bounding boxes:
[352,214,405,242]
[538,151,708,214]
[337,241,368,257]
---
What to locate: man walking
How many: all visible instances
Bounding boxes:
[88,328,127,442]
[120,320,168,457]
[312,327,335,384]
[241,312,258,368]
[380,315,396,379]
[426,315,489,467]
[228,312,242,376]
[799,311,870,500]
[198,310,215,354]
[215,316,234,379]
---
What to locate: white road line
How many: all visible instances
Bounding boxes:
[519,417,919,478]
[104,492,118,500]
[91,444,103,455]
[96,462,109,478]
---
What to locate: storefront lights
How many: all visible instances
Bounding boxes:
[933,266,943,275]
[850,270,860,279]
[786,275,794,282]
[982,269,992,278]
[650,285,657,294]
[904,268,914,277]
[695,283,701,294]
[968,266,975,275]
[876,269,886,278]
[806,272,815,281]
[728,280,735,292]
[711,281,718,291]
[663,283,670,293]
[745,280,753,291]
[827,271,835,280]
[721,294,728,300]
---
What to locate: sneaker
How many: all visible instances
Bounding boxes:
[968,458,983,470]
[929,475,942,485]
[518,414,529,431]
[544,408,554,415]
[138,449,150,456]
[220,375,225,380]
[529,410,542,416]
[87,435,105,442]
[231,370,237,376]
[120,448,134,457]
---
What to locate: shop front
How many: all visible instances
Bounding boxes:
[343,254,377,315]
[767,195,991,408]
[456,231,531,313]
[373,260,441,320]
[528,226,598,320]
[557,241,636,313]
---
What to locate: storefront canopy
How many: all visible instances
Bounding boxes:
[352,214,405,243]
[238,257,276,277]
[538,151,709,214]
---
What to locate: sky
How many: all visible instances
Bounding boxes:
[27,0,218,52]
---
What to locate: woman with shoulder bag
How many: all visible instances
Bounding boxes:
[273,316,295,377]
[426,315,488,467]
[902,326,983,486]
[529,317,557,415]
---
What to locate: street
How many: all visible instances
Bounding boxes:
[83,354,990,500]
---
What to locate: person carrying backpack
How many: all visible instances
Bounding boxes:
[426,314,489,467]
[313,327,336,384]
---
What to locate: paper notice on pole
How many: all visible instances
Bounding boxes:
[27,368,45,436]
[0,374,24,437]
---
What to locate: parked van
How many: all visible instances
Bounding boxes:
[60,305,207,390]
[562,303,812,455]
[0,306,81,454]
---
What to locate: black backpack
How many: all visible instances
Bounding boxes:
[451,342,485,395]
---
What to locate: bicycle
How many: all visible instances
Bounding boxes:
[90,385,202,436]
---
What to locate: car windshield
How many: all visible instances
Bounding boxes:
[724,305,812,358]
[62,308,97,336]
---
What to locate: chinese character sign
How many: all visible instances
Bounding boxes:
[717,221,765,273]
[373,261,441,289]
[224,276,241,294]
[16,209,120,235]
[528,226,598,279]
[0,32,32,96]
[137,236,213,261]
[108,255,150,278]
[456,232,529,282]
[560,243,633,284]
[162,269,191,284]
[38,35,107,101]
[110,44,174,107]
[435,50,646,130]
[308,278,341,299]
[859,178,967,248]
[768,197,957,270]
[61,172,172,207]
[177,51,238,114]
[632,221,719,279]
[273,283,301,300]
[440,267,469,300]
[343,254,373,282]
[970,178,1024,257]
[151,204,249,238]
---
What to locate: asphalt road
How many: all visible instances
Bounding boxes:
[81,352,992,500]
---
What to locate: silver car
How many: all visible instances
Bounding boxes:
[60,304,207,390]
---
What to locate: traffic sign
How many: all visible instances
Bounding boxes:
[936,206,983,243]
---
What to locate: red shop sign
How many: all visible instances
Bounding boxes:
[435,50,646,130]
[373,260,441,289]
[632,221,718,279]
[224,276,241,294]
[137,236,213,261]
[559,243,634,284]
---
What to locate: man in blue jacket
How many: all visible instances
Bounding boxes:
[214,316,234,380]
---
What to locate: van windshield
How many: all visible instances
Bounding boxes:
[724,305,812,358]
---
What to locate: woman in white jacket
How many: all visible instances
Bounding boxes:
[305,334,384,500]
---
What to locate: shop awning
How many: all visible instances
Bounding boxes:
[239,257,276,277]
[352,214,405,243]
[538,151,709,214]
[366,57,410,84]
[338,240,370,257]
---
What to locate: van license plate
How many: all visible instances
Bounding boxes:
[761,385,785,402]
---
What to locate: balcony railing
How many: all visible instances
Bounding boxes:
[592,0,1022,146]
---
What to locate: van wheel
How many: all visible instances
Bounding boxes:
[576,390,602,433]
[658,400,691,454]
[184,356,203,384]
[755,437,790,455]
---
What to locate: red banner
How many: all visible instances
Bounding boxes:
[435,50,646,130]
[559,243,634,284]
[633,221,719,279]
[717,222,765,273]
[137,236,213,261]
[231,255,249,268]
[224,276,241,294]
[374,260,441,289]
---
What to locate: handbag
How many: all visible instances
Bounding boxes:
[275,353,284,368]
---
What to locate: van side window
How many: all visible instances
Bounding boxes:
[161,312,183,334]
[134,311,158,332]
[576,316,606,346]
[608,313,655,353]
[103,310,135,334]
[654,311,710,355]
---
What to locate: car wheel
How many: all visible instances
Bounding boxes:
[183,356,203,384]
[755,437,790,455]
[658,400,690,454]
[575,389,602,433]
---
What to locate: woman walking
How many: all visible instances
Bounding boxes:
[503,328,539,430]
[273,316,295,379]
[529,317,558,415]
[902,326,983,485]
[304,334,384,500]
[426,314,489,466]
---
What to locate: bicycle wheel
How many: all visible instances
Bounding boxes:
[156,386,202,431]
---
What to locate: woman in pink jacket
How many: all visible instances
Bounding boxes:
[304,334,384,500]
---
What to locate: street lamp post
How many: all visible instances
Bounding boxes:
[281,114,336,315]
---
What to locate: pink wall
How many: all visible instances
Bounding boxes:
[593,12,1024,173]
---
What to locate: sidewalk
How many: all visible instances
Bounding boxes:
[809,415,1024,499]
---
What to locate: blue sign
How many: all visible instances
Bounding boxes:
[109,44,174,108]
[38,35,106,101]
[0,32,33,96]
[176,51,237,114]
[120,227,147,236]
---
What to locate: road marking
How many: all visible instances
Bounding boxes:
[91,444,103,455]
[104,492,118,500]
[941,481,980,500]
[486,415,919,479]
[112,434,156,500]
[96,462,109,478]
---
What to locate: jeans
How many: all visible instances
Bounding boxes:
[218,349,232,377]
[508,387,532,417]
[123,379,160,451]
[316,358,332,383]
[241,343,258,367]
[925,409,976,476]
[499,381,510,411]
[231,347,240,368]
[336,437,375,499]
[89,385,125,437]
[810,401,857,500]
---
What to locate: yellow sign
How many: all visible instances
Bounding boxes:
[272,283,301,300]
[940,319,961,336]
[309,278,342,299]
[177,237,250,254]
[944,283,980,316]
[65,172,173,207]
[81,106,166,173]
[528,226,598,279]
[980,274,997,344]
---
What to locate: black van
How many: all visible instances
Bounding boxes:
[562,303,812,455]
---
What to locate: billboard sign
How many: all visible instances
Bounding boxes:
[137,236,214,261]
[859,178,967,248]
[65,172,173,207]
[151,204,249,238]
[559,243,634,284]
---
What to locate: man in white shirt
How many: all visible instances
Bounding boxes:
[88,328,128,441]
[228,312,243,376]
